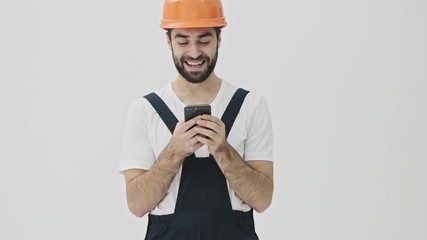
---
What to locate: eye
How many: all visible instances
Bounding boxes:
[199,41,210,45]
[177,42,189,46]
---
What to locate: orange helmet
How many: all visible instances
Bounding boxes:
[160,0,226,29]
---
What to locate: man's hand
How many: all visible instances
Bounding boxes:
[193,114,227,155]
[165,115,205,163]
[193,114,273,213]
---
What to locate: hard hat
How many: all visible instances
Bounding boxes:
[160,0,226,29]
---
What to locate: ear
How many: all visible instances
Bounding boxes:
[217,33,222,48]
[166,32,172,50]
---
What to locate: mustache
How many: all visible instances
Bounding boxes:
[181,55,209,62]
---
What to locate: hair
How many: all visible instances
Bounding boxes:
[166,27,222,41]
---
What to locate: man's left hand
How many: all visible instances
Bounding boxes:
[194,114,227,155]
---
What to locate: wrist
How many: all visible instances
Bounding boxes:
[154,158,181,175]
[213,143,242,169]
[158,143,185,170]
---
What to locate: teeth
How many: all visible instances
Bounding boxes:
[186,61,203,66]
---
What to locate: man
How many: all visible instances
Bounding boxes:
[119,0,274,239]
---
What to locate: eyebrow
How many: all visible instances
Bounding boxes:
[174,32,214,40]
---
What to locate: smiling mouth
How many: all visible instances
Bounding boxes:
[184,60,206,69]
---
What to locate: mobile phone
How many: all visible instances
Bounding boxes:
[184,104,211,121]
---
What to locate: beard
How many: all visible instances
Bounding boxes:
[172,47,219,84]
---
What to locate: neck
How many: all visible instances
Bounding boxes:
[172,73,222,105]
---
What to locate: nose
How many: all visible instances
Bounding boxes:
[187,43,201,59]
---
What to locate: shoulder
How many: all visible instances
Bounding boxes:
[236,88,269,113]
[220,81,270,124]
[127,96,150,114]
[245,90,268,106]
[221,80,267,105]
[129,84,171,109]
[222,80,267,105]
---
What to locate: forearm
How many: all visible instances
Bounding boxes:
[126,147,182,217]
[213,144,273,213]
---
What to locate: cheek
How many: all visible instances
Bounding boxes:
[172,47,185,58]
[171,49,183,60]
[206,49,218,59]
[204,45,218,57]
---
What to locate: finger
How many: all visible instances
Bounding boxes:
[174,121,188,134]
[193,141,204,150]
[186,136,205,154]
[196,134,213,146]
[201,114,224,127]
[194,126,216,140]
[194,126,208,137]
[199,114,219,124]
[197,120,223,135]
[181,116,202,132]
[184,126,201,139]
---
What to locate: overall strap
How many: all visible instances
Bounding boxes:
[221,88,250,137]
[143,92,178,134]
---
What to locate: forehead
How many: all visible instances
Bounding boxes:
[171,27,216,38]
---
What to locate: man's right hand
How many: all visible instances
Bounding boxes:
[160,115,204,165]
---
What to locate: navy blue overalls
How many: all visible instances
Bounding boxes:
[143,88,259,240]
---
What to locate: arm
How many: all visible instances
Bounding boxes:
[124,117,204,217]
[213,143,274,213]
[195,115,274,213]
[124,147,181,218]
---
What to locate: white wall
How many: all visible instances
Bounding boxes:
[1,0,426,239]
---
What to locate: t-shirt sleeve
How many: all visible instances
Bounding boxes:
[118,98,156,174]
[243,96,274,162]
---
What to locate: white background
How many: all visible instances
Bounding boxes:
[1,0,426,239]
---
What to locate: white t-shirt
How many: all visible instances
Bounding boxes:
[119,80,273,215]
